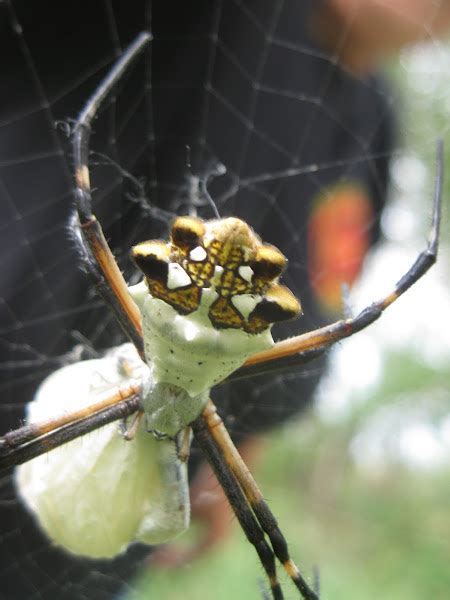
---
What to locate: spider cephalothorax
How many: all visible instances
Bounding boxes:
[131,216,301,334]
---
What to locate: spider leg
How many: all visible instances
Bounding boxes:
[226,347,326,384]
[191,403,285,600]
[243,139,443,373]
[72,32,152,358]
[176,426,192,463]
[201,400,318,600]
[121,410,144,441]
[0,384,142,473]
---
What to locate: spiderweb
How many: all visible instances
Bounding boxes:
[0,1,448,599]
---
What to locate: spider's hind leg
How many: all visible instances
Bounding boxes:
[201,400,319,600]
[192,405,285,600]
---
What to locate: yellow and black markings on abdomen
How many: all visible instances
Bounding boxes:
[131,216,301,333]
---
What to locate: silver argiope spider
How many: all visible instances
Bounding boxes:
[0,32,443,600]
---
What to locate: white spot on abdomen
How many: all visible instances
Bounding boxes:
[167,263,192,290]
[189,246,207,261]
[231,294,261,319]
[238,265,254,283]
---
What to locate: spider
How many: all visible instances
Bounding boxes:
[0,32,443,600]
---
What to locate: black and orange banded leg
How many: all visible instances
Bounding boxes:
[0,384,142,473]
[239,139,443,380]
[72,32,152,359]
[191,410,285,600]
[200,400,319,600]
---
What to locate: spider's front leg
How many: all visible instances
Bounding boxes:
[72,33,151,357]
[241,139,444,377]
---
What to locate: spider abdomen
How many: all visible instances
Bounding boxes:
[131,217,301,335]
[129,281,273,397]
